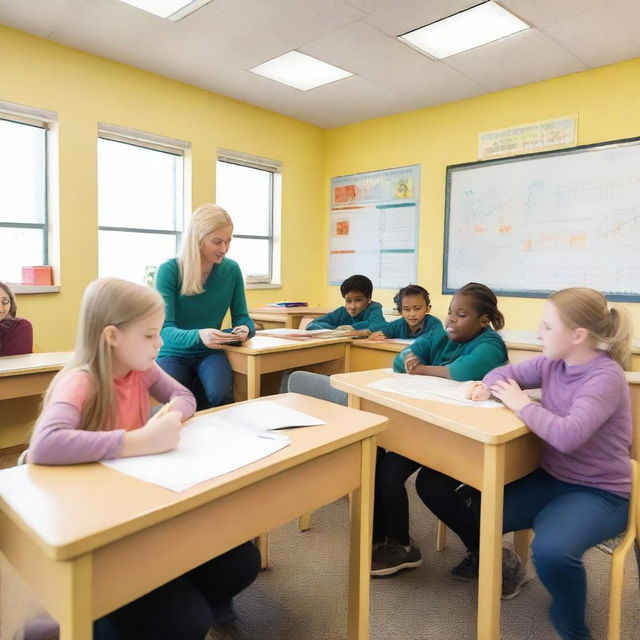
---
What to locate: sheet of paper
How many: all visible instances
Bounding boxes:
[215,400,326,430]
[102,415,290,492]
[386,338,414,344]
[257,328,310,335]
[367,374,502,408]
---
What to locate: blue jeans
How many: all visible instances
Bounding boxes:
[417,467,629,640]
[158,352,234,410]
[504,468,628,640]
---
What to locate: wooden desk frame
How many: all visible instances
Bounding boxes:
[0,393,386,640]
[0,352,73,401]
[331,370,542,640]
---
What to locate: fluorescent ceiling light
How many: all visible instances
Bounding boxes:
[250,51,353,91]
[398,1,529,59]
[114,0,212,21]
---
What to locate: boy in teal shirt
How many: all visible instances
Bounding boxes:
[306,274,384,331]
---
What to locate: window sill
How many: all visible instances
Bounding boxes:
[246,283,282,290]
[12,285,61,294]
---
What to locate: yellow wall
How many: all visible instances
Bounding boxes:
[1,26,326,354]
[324,58,640,332]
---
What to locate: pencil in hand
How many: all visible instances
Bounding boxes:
[155,398,177,419]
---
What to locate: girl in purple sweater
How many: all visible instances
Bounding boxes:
[0,280,33,356]
[19,278,260,640]
[418,287,632,640]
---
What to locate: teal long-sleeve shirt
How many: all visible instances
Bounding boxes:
[156,258,255,358]
[306,302,384,331]
[393,326,508,381]
[370,314,442,339]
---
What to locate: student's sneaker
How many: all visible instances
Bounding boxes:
[450,548,528,599]
[501,547,527,600]
[451,550,479,581]
[370,538,423,576]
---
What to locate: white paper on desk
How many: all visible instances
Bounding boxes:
[386,338,414,345]
[102,415,290,492]
[215,400,326,430]
[257,328,310,335]
[367,374,502,408]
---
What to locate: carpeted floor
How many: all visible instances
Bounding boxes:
[2,478,638,640]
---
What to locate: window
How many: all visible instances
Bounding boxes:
[216,151,281,285]
[0,113,49,284]
[98,129,187,284]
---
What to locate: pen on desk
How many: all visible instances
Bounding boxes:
[156,398,177,418]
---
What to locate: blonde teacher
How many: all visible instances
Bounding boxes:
[156,204,255,409]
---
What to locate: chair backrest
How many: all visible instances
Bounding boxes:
[625,372,640,460]
[288,371,348,406]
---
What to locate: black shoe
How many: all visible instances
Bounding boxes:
[451,551,479,581]
[370,538,423,576]
[211,600,237,625]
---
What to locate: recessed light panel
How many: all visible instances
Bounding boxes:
[114,0,212,21]
[399,1,529,59]
[250,51,353,91]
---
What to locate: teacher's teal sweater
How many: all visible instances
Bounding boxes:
[156,258,255,358]
[393,326,508,381]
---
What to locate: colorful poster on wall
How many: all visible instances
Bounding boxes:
[329,165,420,288]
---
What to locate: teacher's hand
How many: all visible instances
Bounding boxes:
[231,325,250,342]
[198,328,234,349]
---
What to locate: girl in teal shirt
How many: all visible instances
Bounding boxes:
[369,284,442,340]
[371,282,508,577]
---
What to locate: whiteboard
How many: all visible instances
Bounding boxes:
[443,137,640,301]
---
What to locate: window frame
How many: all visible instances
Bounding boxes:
[216,149,282,286]
[97,125,191,283]
[0,107,52,284]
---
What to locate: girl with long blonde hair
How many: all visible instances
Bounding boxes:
[155,203,254,409]
[22,277,260,640]
[419,287,633,639]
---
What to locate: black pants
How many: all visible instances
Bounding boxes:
[415,466,481,552]
[373,449,421,545]
[94,541,261,640]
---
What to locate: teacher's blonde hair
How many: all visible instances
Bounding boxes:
[179,203,233,296]
[44,278,164,430]
[550,287,632,368]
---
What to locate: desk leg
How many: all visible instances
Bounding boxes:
[347,436,375,640]
[285,317,295,329]
[246,357,261,400]
[59,555,92,640]
[477,444,505,640]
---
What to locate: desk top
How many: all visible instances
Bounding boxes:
[249,306,329,315]
[0,352,73,378]
[331,369,527,446]
[0,393,386,562]
[222,335,350,355]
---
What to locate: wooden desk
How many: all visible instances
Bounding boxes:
[0,352,73,401]
[330,369,542,640]
[349,340,405,372]
[0,393,387,640]
[249,306,330,330]
[223,335,350,400]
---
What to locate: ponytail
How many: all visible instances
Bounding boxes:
[457,282,505,331]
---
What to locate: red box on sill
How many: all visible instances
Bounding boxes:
[21,266,53,286]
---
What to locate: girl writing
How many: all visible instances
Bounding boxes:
[22,278,259,640]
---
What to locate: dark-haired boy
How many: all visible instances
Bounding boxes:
[306,274,384,331]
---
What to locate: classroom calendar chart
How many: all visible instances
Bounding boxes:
[444,137,640,301]
[329,165,420,288]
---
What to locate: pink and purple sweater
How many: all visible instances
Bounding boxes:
[483,352,632,497]
[29,363,196,465]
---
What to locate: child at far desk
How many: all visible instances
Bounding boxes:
[0,280,33,356]
[368,284,442,340]
[20,278,260,640]
[371,282,508,577]
[305,273,384,332]
[419,287,633,637]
